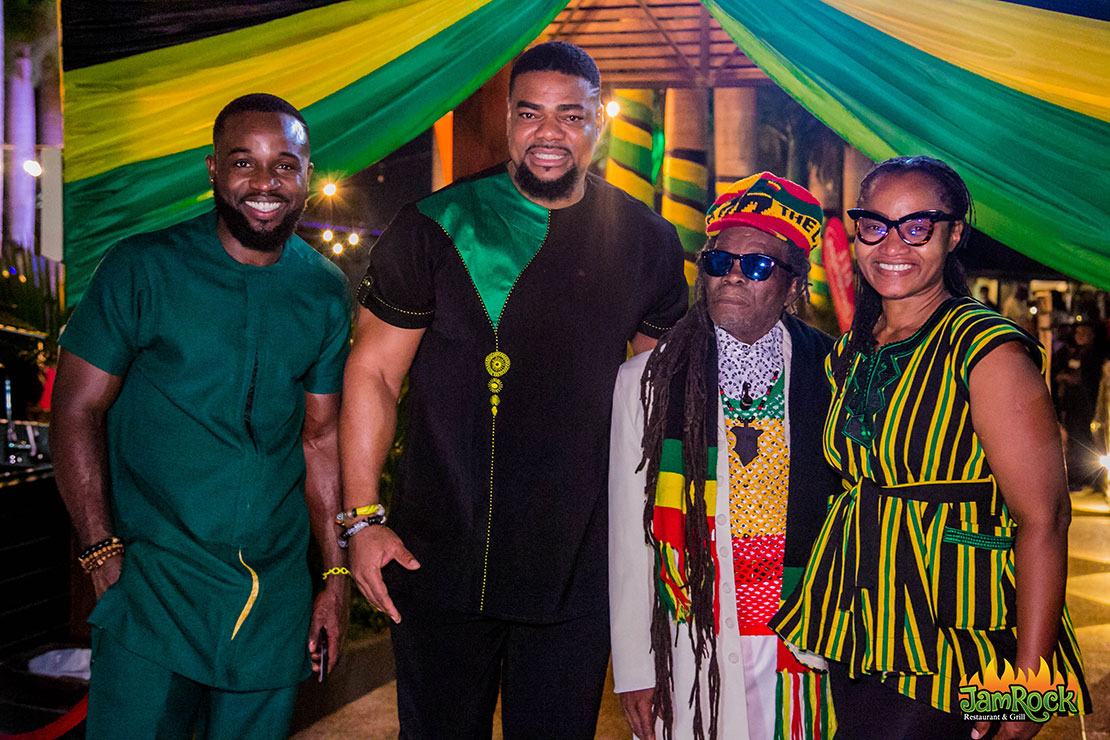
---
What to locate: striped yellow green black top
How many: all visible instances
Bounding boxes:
[770,297,1091,714]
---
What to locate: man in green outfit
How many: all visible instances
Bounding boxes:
[51,94,351,740]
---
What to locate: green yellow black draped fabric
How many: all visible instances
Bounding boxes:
[62,0,1109,304]
[705,0,1110,290]
[60,0,568,306]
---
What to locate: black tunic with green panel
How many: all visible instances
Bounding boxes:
[59,211,352,690]
[771,297,1091,715]
[359,166,688,621]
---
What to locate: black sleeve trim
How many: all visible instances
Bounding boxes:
[356,275,434,330]
[637,319,674,339]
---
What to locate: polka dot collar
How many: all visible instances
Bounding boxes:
[715,323,784,402]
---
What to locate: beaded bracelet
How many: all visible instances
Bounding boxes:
[336,514,387,549]
[337,519,370,549]
[335,504,385,527]
[322,567,350,581]
[78,536,124,573]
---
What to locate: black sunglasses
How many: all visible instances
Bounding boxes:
[699,249,794,281]
[846,208,959,247]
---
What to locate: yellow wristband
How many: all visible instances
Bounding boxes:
[335,504,385,527]
[321,567,350,581]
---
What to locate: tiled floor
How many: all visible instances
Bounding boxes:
[294,490,1110,740]
[1044,490,1110,740]
[291,665,630,740]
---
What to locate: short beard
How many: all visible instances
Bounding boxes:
[213,189,304,252]
[512,160,580,202]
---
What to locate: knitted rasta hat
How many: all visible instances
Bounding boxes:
[705,172,823,256]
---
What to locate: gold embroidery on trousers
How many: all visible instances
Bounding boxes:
[231,550,259,640]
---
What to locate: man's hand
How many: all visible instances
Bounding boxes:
[973,719,1042,740]
[348,526,419,623]
[347,526,419,623]
[90,555,123,599]
[619,687,656,740]
[308,577,350,676]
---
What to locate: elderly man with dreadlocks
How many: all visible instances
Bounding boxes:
[609,173,842,740]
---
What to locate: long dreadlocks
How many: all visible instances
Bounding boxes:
[636,243,809,740]
[638,269,718,740]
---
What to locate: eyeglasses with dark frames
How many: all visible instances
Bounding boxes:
[846,208,960,247]
[699,250,794,281]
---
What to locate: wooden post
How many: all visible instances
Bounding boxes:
[712,88,757,195]
[452,66,511,181]
[842,145,873,231]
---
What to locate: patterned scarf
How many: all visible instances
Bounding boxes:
[650,327,834,740]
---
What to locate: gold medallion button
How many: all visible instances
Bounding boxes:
[484,351,510,377]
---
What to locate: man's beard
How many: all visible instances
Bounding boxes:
[214,189,305,252]
[512,158,580,202]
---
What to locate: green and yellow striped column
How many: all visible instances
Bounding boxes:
[808,236,831,310]
[605,89,655,207]
[662,88,709,285]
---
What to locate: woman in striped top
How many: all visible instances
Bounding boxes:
[770,157,1089,740]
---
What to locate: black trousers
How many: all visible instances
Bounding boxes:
[829,661,981,740]
[390,607,610,740]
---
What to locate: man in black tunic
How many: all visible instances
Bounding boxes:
[340,42,687,739]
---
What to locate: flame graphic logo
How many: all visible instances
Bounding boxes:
[965,658,1079,694]
[959,659,1081,722]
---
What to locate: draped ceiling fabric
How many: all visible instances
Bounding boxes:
[61,0,1109,306]
[60,0,569,306]
[704,0,1110,290]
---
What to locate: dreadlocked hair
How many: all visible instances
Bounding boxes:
[834,155,973,385]
[636,237,809,739]
[637,268,720,740]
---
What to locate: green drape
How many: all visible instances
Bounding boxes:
[63,0,1110,303]
[62,0,568,306]
[705,0,1110,289]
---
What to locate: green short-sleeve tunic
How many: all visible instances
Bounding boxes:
[59,211,351,690]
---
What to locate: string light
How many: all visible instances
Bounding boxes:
[322,229,334,242]
[22,160,43,177]
[605,100,621,117]
[331,243,343,255]
[322,183,337,197]
[347,233,360,246]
